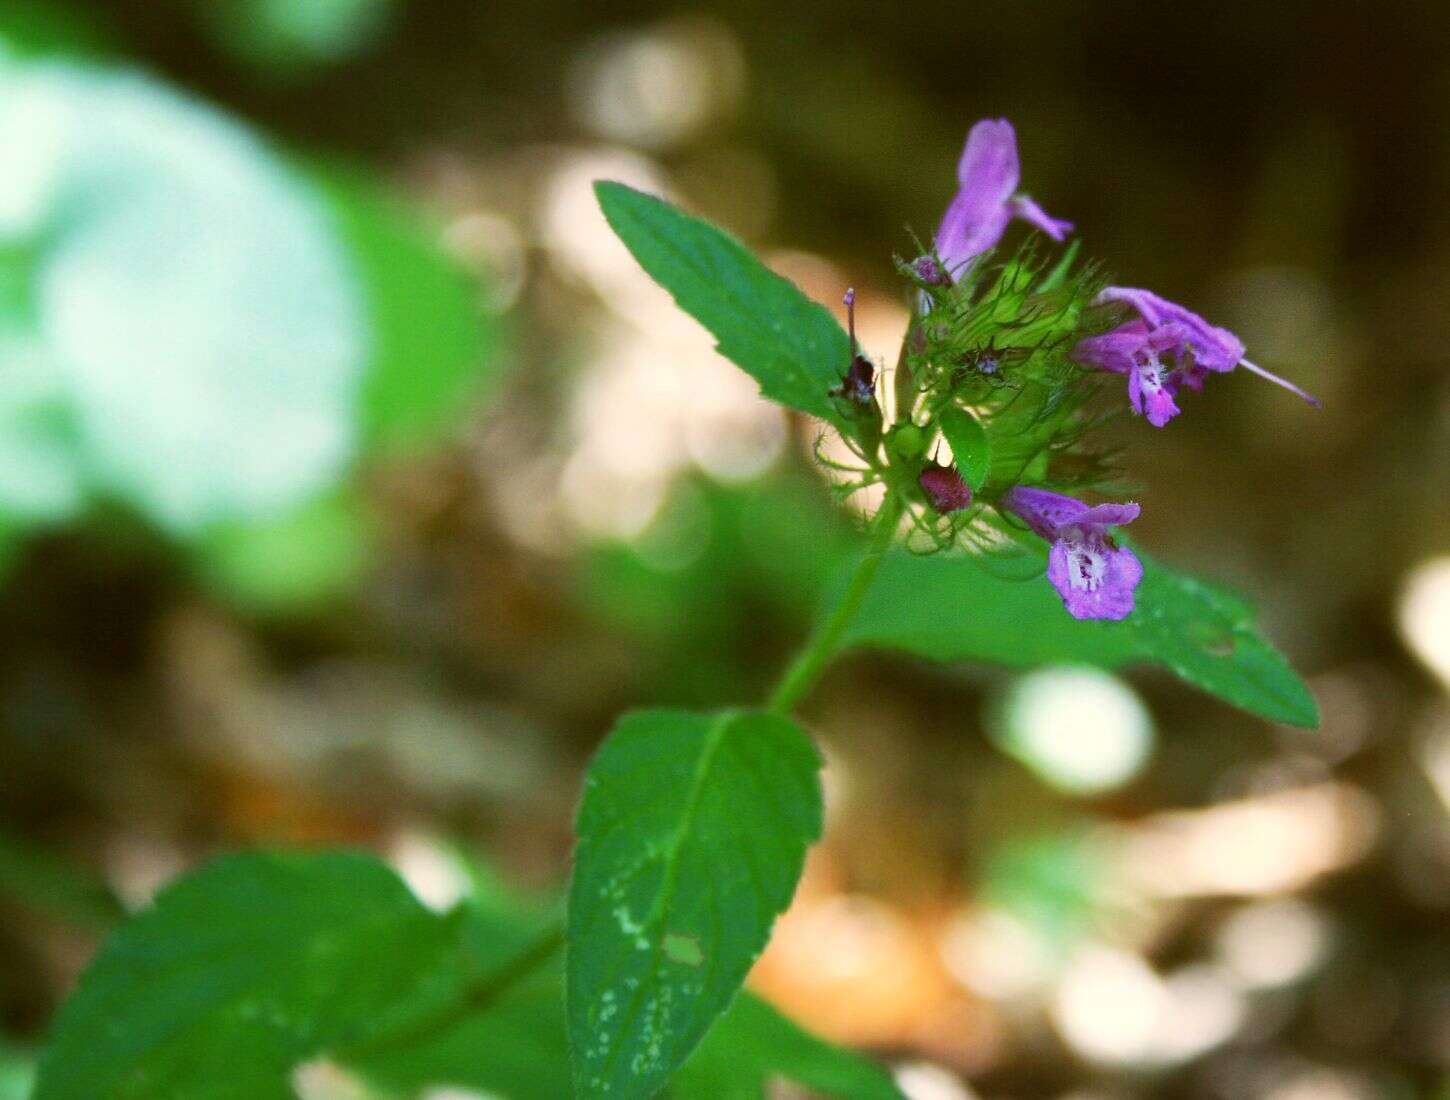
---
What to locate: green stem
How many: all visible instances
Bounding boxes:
[344,497,905,1064]
[767,492,904,715]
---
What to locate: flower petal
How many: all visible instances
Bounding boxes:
[1010,194,1073,241]
[1076,501,1140,527]
[1047,536,1143,621]
[957,118,1020,196]
[934,119,1022,273]
[1099,287,1245,373]
[1128,364,1181,427]
[1001,485,1086,540]
[935,193,1012,275]
[1072,320,1152,375]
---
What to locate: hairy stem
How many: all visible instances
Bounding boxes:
[767,492,904,715]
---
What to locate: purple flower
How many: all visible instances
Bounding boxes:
[935,119,1072,279]
[919,463,973,513]
[1072,319,1192,427]
[1002,486,1143,621]
[1075,287,1320,423]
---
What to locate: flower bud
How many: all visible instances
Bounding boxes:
[887,423,927,460]
[919,463,973,513]
[911,255,950,287]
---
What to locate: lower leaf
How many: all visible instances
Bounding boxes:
[567,708,823,1099]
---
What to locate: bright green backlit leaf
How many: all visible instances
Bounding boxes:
[0,60,367,537]
[314,164,499,456]
[0,330,82,524]
[595,181,850,430]
[33,852,471,1100]
[0,1041,35,1100]
[842,546,1318,727]
[673,992,903,1100]
[568,708,823,1098]
[980,830,1108,957]
[937,407,991,491]
[201,0,394,70]
[195,489,374,615]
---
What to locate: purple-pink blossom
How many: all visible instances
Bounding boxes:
[1002,486,1143,621]
[1072,319,1191,427]
[935,119,1072,279]
[1074,287,1320,425]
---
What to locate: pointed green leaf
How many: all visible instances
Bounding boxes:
[595,181,850,429]
[34,852,473,1100]
[673,992,903,1099]
[842,547,1318,727]
[937,407,991,491]
[568,708,823,1098]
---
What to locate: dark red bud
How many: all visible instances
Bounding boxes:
[919,463,973,513]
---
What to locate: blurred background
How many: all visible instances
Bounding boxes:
[0,1,1448,1097]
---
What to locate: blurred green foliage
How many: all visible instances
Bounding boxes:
[0,19,498,614]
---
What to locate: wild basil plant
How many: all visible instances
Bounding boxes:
[30,119,1318,1100]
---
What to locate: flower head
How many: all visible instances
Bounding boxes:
[935,119,1072,279]
[1002,486,1143,620]
[1072,318,1192,427]
[919,463,973,513]
[1076,287,1320,423]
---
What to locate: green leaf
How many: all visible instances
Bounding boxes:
[198,0,394,72]
[0,1040,36,1100]
[595,181,850,429]
[937,407,991,491]
[568,708,823,1099]
[194,489,374,615]
[0,326,86,527]
[0,831,124,929]
[672,992,903,1099]
[842,546,1318,727]
[314,164,499,456]
[342,852,571,1100]
[348,939,573,1100]
[0,0,114,59]
[0,61,367,536]
[33,851,472,1100]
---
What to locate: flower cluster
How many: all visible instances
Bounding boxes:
[829,118,1318,621]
